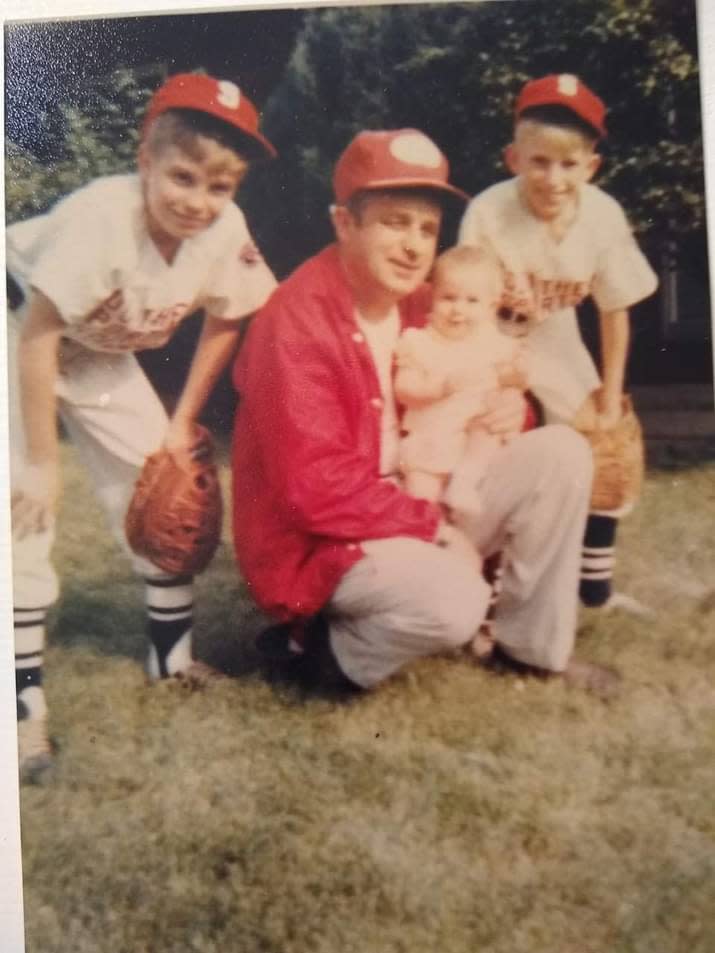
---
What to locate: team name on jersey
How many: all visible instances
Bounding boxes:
[503,270,591,320]
[75,289,191,351]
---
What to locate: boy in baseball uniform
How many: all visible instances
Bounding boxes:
[7,72,277,782]
[459,74,658,611]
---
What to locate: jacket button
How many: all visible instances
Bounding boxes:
[347,543,359,551]
[370,397,382,409]
[352,331,364,343]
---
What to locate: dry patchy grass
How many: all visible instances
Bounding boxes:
[18,443,715,953]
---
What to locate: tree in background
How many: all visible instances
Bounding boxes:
[4,1,708,394]
[5,66,161,223]
[244,0,705,284]
[6,2,705,278]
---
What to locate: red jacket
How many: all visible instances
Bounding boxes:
[232,245,442,620]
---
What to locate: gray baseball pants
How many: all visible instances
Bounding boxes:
[328,425,593,688]
[8,316,170,609]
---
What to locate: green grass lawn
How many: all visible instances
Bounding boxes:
[19,442,715,953]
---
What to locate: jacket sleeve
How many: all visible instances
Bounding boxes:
[238,299,442,543]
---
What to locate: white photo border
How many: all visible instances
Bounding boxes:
[1,2,713,950]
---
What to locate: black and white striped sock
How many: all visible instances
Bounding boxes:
[14,607,48,721]
[145,577,194,679]
[579,515,618,607]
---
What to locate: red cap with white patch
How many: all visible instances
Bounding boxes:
[333,129,468,205]
[143,72,277,159]
[516,74,607,139]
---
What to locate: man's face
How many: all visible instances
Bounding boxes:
[430,264,497,341]
[139,137,247,256]
[506,122,600,222]
[335,192,442,308]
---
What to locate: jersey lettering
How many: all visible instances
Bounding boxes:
[501,270,591,320]
[79,291,190,351]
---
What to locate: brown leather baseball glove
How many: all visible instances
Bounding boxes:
[125,426,223,576]
[574,396,645,512]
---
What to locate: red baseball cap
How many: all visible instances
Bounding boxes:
[333,129,468,205]
[516,74,607,139]
[143,72,277,159]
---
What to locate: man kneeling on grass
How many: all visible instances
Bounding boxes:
[231,129,618,698]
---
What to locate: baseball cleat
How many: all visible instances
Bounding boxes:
[18,717,54,785]
[146,639,227,688]
[586,590,656,619]
[255,622,307,663]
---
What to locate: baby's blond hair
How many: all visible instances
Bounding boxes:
[431,244,503,300]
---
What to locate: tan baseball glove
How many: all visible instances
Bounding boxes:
[125,426,223,576]
[573,395,645,512]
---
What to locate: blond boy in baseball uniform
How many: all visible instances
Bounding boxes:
[459,74,658,611]
[7,73,277,782]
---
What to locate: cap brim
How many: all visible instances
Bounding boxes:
[204,123,277,161]
[245,131,278,161]
[348,177,469,204]
[143,105,277,160]
[516,97,607,138]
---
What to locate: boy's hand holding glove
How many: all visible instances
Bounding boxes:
[125,425,223,576]
[572,393,645,513]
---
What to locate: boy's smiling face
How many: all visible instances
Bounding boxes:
[505,121,600,223]
[139,136,247,258]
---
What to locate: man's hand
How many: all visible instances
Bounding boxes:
[478,387,528,437]
[11,461,60,539]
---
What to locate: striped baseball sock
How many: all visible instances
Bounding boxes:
[14,607,48,722]
[145,577,194,679]
[579,514,618,607]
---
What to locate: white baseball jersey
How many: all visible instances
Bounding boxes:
[6,174,276,352]
[458,179,658,421]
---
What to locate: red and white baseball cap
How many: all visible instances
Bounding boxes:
[143,72,277,159]
[333,129,468,205]
[516,74,607,139]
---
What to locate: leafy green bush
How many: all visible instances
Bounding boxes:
[5,66,161,224]
[243,0,705,277]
